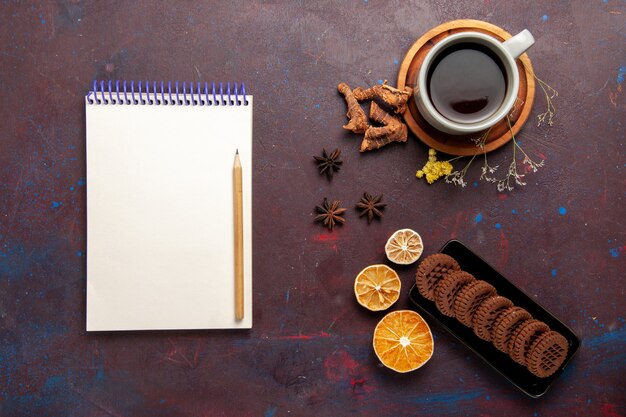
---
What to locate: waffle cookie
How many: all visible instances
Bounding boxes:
[526,330,569,378]
[415,254,460,301]
[472,295,514,341]
[491,307,532,353]
[509,319,550,366]
[453,280,496,327]
[434,271,476,317]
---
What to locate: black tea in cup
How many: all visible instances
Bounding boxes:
[427,43,507,124]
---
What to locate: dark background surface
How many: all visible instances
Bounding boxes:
[1,1,624,416]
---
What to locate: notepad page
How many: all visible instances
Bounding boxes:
[86,97,253,330]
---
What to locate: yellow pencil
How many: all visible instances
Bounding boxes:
[234,149,244,320]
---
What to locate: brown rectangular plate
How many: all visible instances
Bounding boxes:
[408,239,580,398]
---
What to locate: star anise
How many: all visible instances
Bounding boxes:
[314,198,347,231]
[313,148,342,179]
[355,192,386,224]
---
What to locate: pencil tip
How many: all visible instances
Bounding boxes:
[236,149,239,155]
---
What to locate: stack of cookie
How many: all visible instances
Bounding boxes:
[415,253,569,378]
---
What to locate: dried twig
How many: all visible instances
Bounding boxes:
[534,75,558,127]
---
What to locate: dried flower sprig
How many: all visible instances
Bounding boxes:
[534,75,558,127]
[495,160,525,192]
[493,117,544,191]
[443,129,492,187]
[444,156,472,188]
[479,132,499,183]
[479,129,500,183]
[512,129,545,174]
[479,160,499,183]
[433,116,545,192]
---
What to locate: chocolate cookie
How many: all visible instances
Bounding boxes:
[526,330,569,378]
[509,319,550,366]
[491,307,532,353]
[434,271,476,317]
[415,254,460,301]
[472,295,514,341]
[453,280,496,327]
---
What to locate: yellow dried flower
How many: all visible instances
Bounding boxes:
[416,149,453,184]
[441,161,453,175]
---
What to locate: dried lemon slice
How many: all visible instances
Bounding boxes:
[373,310,434,373]
[354,264,401,311]
[385,228,423,265]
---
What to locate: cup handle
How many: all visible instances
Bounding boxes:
[502,29,535,59]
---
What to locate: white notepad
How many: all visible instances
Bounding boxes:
[85,81,252,330]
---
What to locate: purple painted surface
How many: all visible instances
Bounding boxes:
[0,1,624,416]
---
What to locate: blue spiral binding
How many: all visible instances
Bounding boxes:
[130,80,136,104]
[100,80,105,104]
[88,80,249,106]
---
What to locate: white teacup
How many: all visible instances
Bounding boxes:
[415,29,535,135]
